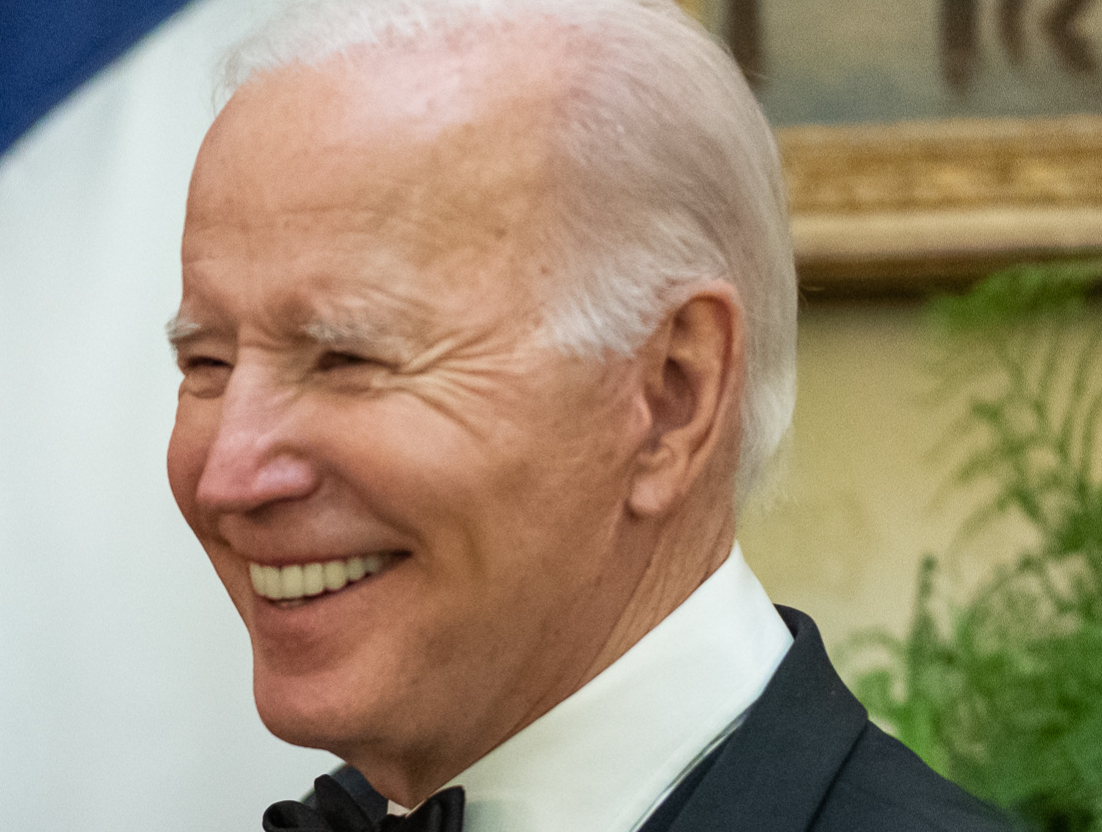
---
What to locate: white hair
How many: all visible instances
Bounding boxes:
[217,0,797,498]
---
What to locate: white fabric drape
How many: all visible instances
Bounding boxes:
[0,2,338,828]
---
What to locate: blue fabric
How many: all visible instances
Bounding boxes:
[1,0,195,156]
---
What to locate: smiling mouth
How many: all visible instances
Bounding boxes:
[249,552,405,606]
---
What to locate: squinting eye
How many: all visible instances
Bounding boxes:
[317,351,371,371]
[177,355,232,398]
[183,356,230,370]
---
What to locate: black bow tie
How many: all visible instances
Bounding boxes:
[263,774,465,832]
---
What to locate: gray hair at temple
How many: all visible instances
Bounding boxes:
[217,0,798,499]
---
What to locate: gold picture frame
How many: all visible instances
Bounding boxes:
[779,115,1102,295]
[673,0,1102,296]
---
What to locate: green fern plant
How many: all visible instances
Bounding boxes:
[841,260,1102,832]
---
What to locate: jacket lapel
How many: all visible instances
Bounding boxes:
[659,607,869,832]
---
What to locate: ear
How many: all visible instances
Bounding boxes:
[628,282,744,517]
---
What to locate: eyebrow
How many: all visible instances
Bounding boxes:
[163,310,425,365]
[164,314,396,348]
[303,317,421,364]
[302,318,378,345]
[165,314,202,352]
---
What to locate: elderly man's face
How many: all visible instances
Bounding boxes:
[168,45,654,790]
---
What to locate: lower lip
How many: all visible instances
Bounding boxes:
[245,575,386,673]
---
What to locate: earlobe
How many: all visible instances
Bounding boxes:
[627,283,742,518]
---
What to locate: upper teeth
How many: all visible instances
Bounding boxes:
[250,554,390,601]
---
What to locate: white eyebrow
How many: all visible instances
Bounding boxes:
[302,317,421,364]
[165,315,201,351]
[302,318,380,345]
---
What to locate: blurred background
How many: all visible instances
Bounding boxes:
[1,0,1100,829]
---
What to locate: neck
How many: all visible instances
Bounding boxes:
[341,502,737,807]
[579,502,736,688]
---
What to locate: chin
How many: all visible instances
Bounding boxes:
[251,657,369,752]
[252,665,433,801]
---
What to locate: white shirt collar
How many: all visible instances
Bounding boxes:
[436,543,793,832]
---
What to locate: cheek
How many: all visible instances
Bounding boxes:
[166,404,212,524]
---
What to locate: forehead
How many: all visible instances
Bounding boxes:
[184,27,573,283]
[179,24,588,345]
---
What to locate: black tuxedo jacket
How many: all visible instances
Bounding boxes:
[636,606,1015,832]
[323,607,1017,832]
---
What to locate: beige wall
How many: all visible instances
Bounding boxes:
[738,301,1038,652]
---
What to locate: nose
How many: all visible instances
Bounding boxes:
[195,368,318,513]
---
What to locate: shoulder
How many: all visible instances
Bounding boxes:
[813,720,1017,832]
[667,607,1021,832]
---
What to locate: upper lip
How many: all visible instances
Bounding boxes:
[211,523,413,566]
[242,549,410,567]
[208,514,415,569]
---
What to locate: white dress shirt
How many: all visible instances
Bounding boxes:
[427,543,793,832]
